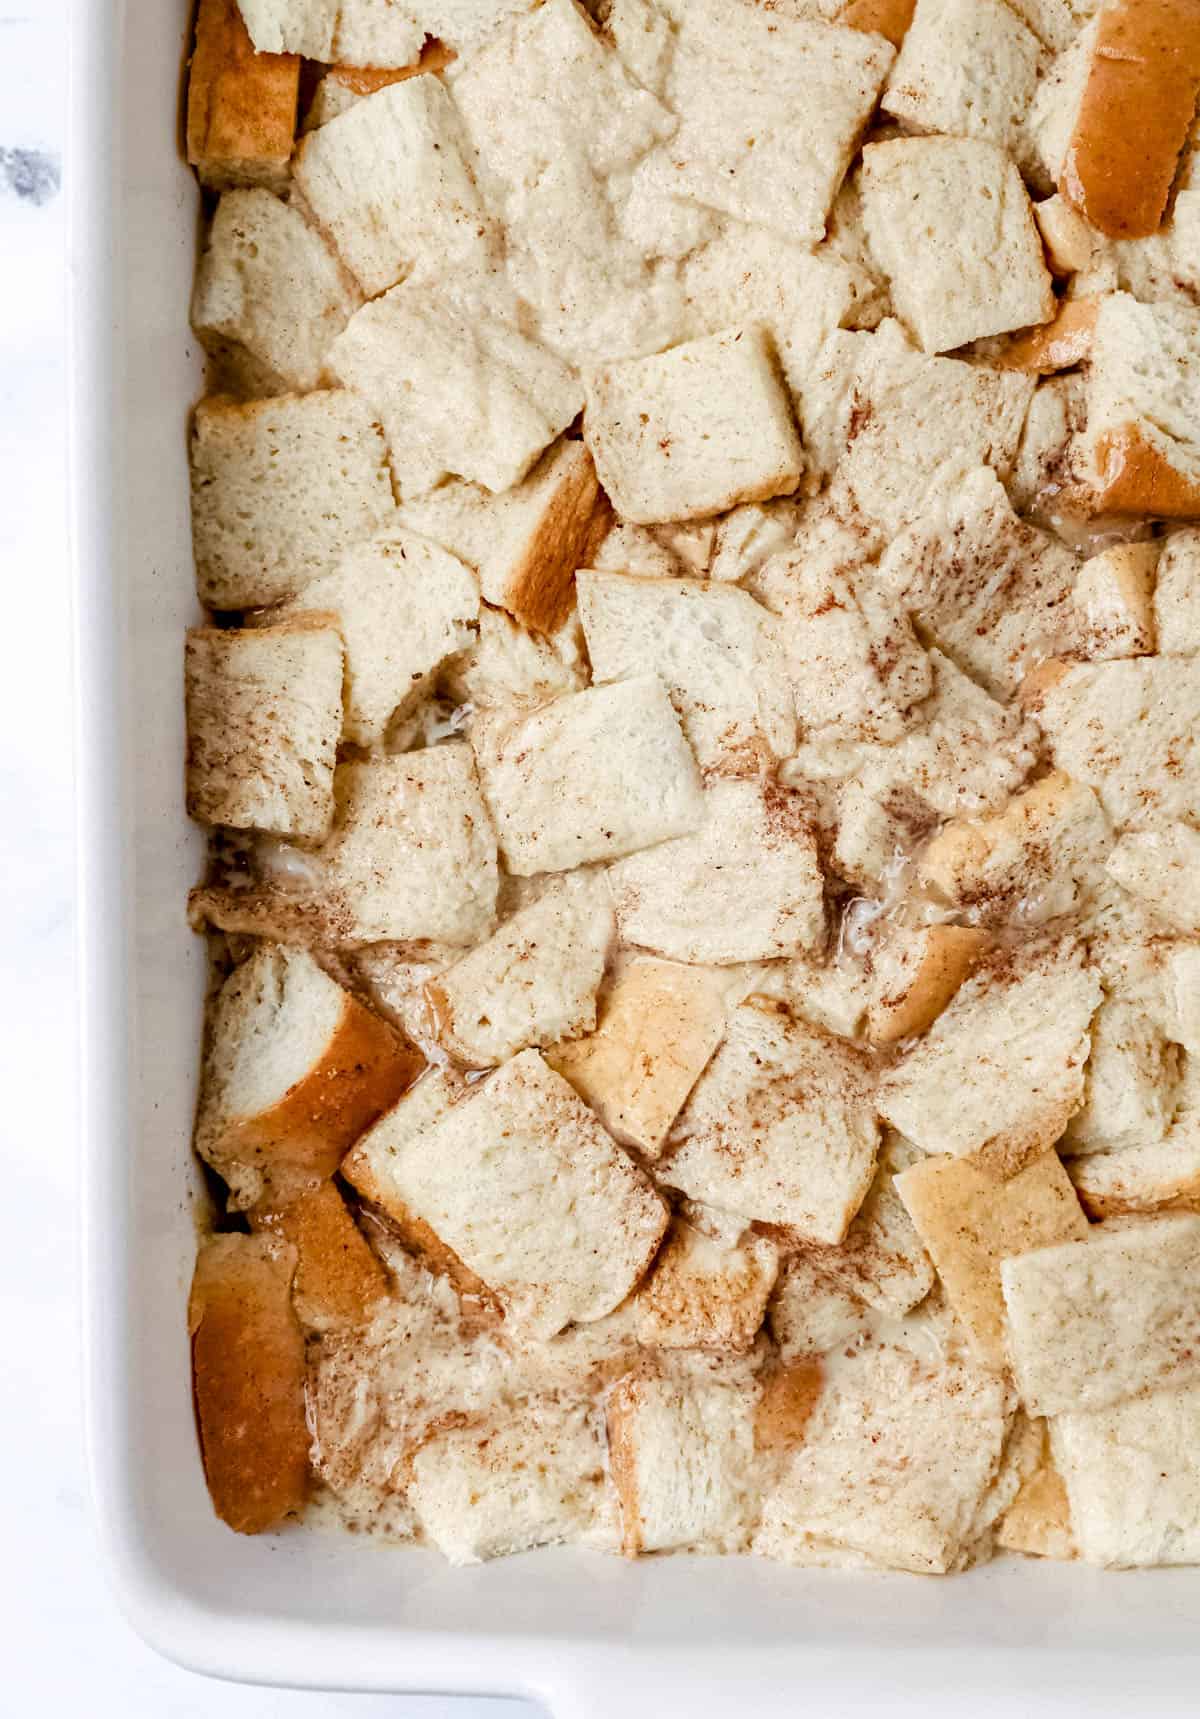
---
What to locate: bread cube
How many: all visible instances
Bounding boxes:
[583,328,803,526]
[881,0,1041,155]
[577,571,795,768]
[633,1221,779,1354]
[474,675,703,876]
[190,392,396,610]
[442,605,587,714]
[769,1255,872,1359]
[1107,823,1200,935]
[424,873,614,1068]
[547,958,726,1157]
[786,949,872,1041]
[398,441,606,635]
[185,618,343,842]
[350,1051,668,1335]
[1004,0,1090,52]
[195,943,422,1208]
[1069,1131,1200,1221]
[325,282,583,499]
[252,1179,388,1333]
[996,1433,1076,1561]
[606,1369,759,1554]
[189,1234,309,1533]
[879,939,1102,1166]
[283,532,478,748]
[1052,1380,1200,1568]
[1073,541,1158,661]
[1154,530,1200,655]
[895,1149,1087,1368]
[1063,998,1180,1155]
[1029,657,1200,830]
[1034,193,1100,276]
[861,138,1054,354]
[663,998,879,1242]
[235,0,339,55]
[880,464,1078,699]
[866,925,991,1045]
[1084,294,1200,515]
[408,1399,615,1565]
[187,0,299,194]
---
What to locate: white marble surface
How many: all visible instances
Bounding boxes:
[0,6,535,1712]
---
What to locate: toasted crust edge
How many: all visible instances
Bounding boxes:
[186,0,299,192]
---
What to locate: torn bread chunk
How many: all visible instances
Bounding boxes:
[188,0,299,194]
[918,773,1112,929]
[786,949,871,1041]
[1001,1214,1200,1416]
[347,1050,668,1335]
[424,872,614,1068]
[189,1234,309,1534]
[408,1399,616,1566]
[583,328,804,527]
[1107,823,1200,936]
[185,618,343,843]
[325,282,583,500]
[473,675,703,876]
[865,924,991,1044]
[769,1255,873,1359]
[195,943,422,1209]
[631,0,894,246]
[1073,541,1158,661]
[1083,294,1200,517]
[994,297,1098,376]
[895,1149,1088,1369]
[251,1179,388,1333]
[881,0,1041,155]
[302,47,456,131]
[757,1338,1015,1574]
[189,392,396,610]
[1052,1380,1200,1568]
[879,939,1101,1166]
[292,78,493,298]
[577,572,795,768]
[879,464,1079,700]
[996,1430,1076,1561]
[546,957,727,1157]
[606,1368,759,1554]
[442,604,587,714]
[398,442,605,636]
[608,777,826,965]
[1155,530,1200,655]
[663,997,879,1242]
[1062,997,1180,1156]
[1029,657,1200,830]
[1069,1122,1200,1220]
[860,138,1054,355]
[281,532,478,749]
[1034,193,1100,276]
[633,1221,779,1354]
[191,190,359,395]
[708,499,806,586]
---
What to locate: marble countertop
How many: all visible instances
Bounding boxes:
[0,5,533,1712]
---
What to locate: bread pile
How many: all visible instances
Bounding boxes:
[183,0,1200,1570]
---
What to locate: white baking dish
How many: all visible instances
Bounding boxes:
[68,1,1200,1709]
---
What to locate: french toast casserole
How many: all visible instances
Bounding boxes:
[182,0,1200,1571]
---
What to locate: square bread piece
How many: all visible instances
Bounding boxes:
[292,77,493,298]
[582,328,804,526]
[606,1368,760,1554]
[188,0,299,194]
[346,1049,668,1336]
[1053,1380,1200,1568]
[860,137,1055,354]
[191,190,359,395]
[185,618,343,842]
[1083,294,1200,516]
[408,1399,616,1566]
[881,0,1042,155]
[895,1149,1088,1368]
[631,0,894,246]
[1068,1115,1200,1221]
[633,1220,779,1354]
[1155,530,1200,656]
[189,392,396,610]
[546,957,728,1156]
[608,776,825,966]
[577,571,796,768]
[424,872,614,1068]
[663,997,879,1242]
[473,674,703,876]
[1001,1214,1200,1417]
[879,940,1102,1165]
[398,440,606,635]
[282,531,479,748]
[325,282,583,500]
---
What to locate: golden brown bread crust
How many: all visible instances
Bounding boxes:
[252,1180,389,1329]
[997,1455,1077,1560]
[1070,1155,1200,1220]
[604,1372,647,1556]
[327,41,456,90]
[187,0,299,192]
[867,926,993,1046]
[1061,0,1200,241]
[994,298,1098,376]
[509,445,607,635]
[189,1234,310,1534]
[1091,422,1200,518]
[754,1358,824,1455]
[839,0,916,48]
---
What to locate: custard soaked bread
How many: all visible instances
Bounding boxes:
[182,0,1200,1567]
